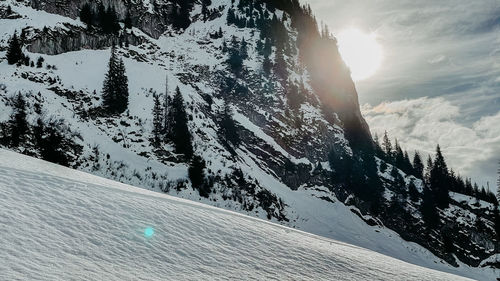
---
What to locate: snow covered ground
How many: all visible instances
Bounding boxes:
[0,149,474,280]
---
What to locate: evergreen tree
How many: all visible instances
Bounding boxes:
[39,119,70,166]
[201,0,212,21]
[394,139,404,166]
[115,58,129,111]
[7,93,29,147]
[151,93,163,147]
[188,155,209,197]
[79,3,93,27]
[172,1,193,30]
[262,56,272,75]
[497,161,500,202]
[413,151,424,178]
[285,82,304,111]
[163,75,172,138]
[465,177,473,196]
[171,87,193,159]
[373,133,384,159]
[240,37,248,60]
[6,32,23,65]
[429,145,450,208]
[424,155,433,185]
[273,46,288,82]
[494,207,500,239]
[227,37,243,75]
[408,180,419,202]
[328,146,353,185]
[403,151,412,173]
[124,11,133,29]
[382,131,392,160]
[262,38,272,58]
[36,56,44,68]
[421,185,439,228]
[102,47,129,114]
[219,99,240,147]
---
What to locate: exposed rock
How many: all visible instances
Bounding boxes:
[25,24,146,55]
[30,0,174,38]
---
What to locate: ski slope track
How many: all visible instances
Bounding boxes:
[0,149,473,281]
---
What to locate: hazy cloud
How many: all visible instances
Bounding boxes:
[362,97,500,188]
[307,0,500,184]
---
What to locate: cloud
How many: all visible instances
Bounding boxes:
[306,0,500,121]
[362,97,500,188]
[305,0,500,188]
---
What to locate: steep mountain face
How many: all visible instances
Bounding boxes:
[0,0,498,279]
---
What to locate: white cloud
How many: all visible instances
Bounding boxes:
[305,0,500,188]
[306,0,500,120]
[362,97,500,188]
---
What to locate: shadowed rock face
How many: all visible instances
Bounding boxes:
[26,25,146,55]
[30,0,173,38]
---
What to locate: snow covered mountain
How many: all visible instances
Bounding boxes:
[0,0,498,280]
[0,149,474,280]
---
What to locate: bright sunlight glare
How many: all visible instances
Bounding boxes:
[337,28,383,81]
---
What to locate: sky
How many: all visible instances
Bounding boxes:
[307,0,500,188]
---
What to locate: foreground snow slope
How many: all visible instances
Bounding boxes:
[0,149,471,281]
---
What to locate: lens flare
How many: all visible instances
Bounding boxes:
[337,28,383,81]
[144,227,154,238]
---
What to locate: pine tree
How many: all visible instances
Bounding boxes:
[115,58,129,112]
[493,207,500,239]
[152,93,163,147]
[172,1,193,30]
[171,87,193,159]
[8,93,29,147]
[262,56,272,75]
[262,38,272,58]
[373,133,384,159]
[240,37,248,60]
[394,139,404,166]
[227,36,243,75]
[430,145,450,208]
[39,119,70,166]
[408,180,419,202]
[219,99,240,147]
[6,32,23,65]
[124,11,133,29]
[413,151,424,178]
[403,151,412,173]
[102,47,129,114]
[201,0,212,21]
[273,46,288,82]
[424,155,433,186]
[80,3,93,27]
[421,185,439,228]
[188,155,209,197]
[36,56,44,68]
[382,131,392,160]
[497,161,500,202]
[163,75,171,138]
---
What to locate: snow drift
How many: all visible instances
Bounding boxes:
[0,149,472,280]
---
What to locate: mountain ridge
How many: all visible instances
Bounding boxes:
[0,0,498,279]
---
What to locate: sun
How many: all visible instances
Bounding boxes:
[337,28,383,81]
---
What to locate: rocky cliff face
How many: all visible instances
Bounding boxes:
[26,24,146,55]
[0,0,498,279]
[30,0,173,38]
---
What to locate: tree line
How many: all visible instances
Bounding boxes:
[0,93,82,167]
[374,131,498,226]
[79,3,124,34]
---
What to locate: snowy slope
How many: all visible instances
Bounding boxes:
[0,149,473,281]
[0,0,498,280]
